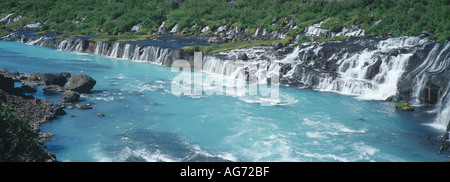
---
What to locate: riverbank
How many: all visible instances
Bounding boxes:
[0,71,61,162]
[0,68,99,162]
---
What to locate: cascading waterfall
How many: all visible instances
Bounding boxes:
[410,43,450,105]
[122,44,131,59]
[109,42,120,58]
[200,36,449,131]
[132,46,141,61]
[315,39,414,100]
[57,39,69,50]
[94,41,102,54]
[25,36,43,45]
[430,84,450,131]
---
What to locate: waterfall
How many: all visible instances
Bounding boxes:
[25,36,43,45]
[101,42,109,56]
[317,43,412,99]
[132,46,141,61]
[304,21,365,38]
[304,21,331,38]
[122,44,131,59]
[109,42,120,58]
[202,47,289,85]
[74,39,84,52]
[170,24,178,33]
[334,26,365,37]
[431,84,450,130]
[94,41,102,54]
[409,43,450,105]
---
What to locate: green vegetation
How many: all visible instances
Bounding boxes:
[0,0,448,41]
[0,104,44,162]
[395,102,415,111]
[182,37,293,55]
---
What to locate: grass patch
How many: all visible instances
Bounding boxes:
[315,36,350,42]
[395,102,415,111]
[183,37,295,55]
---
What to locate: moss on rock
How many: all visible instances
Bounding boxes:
[395,102,415,111]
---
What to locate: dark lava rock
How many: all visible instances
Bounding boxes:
[65,75,96,93]
[76,103,92,110]
[20,85,37,93]
[365,59,383,79]
[385,95,399,102]
[43,85,64,93]
[43,73,67,87]
[0,74,15,93]
[237,52,249,61]
[62,90,80,103]
[60,72,71,78]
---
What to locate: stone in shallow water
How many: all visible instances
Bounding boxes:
[62,90,80,103]
[65,75,96,93]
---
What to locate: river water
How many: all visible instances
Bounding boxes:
[0,40,448,162]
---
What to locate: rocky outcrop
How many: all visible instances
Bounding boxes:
[0,68,101,161]
[0,70,66,129]
[0,74,15,94]
[43,85,64,93]
[65,75,96,93]
[43,73,68,87]
[62,90,80,103]
[0,70,67,162]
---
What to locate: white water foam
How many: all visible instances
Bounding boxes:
[314,37,421,100]
[117,147,179,162]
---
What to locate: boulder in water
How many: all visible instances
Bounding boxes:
[65,75,96,93]
[385,95,399,102]
[43,73,67,87]
[62,90,80,103]
[237,53,249,61]
[365,59,383,79]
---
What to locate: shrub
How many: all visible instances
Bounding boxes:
[0,104,45,162]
